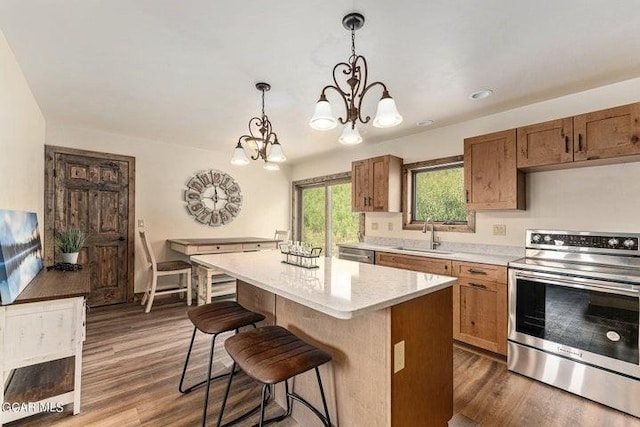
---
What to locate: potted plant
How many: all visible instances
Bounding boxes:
[56,228,87,264]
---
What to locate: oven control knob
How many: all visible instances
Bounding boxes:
[543,235,552,243]
[623,239,636,249]
[608,238,619,247]
[532,234,542,243]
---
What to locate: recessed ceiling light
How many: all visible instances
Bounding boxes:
[416,120,434,127]
[468,89,493,100]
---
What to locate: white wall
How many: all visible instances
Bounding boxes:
[1,26,290,294]
[0,30,46,221]
[291,77,640,247]
[46,124,291,291]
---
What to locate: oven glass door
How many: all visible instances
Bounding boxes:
[512,272,639,366]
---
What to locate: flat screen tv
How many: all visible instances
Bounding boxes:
[0,210,44,304]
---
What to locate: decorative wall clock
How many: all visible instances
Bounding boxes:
[183,169,242,226]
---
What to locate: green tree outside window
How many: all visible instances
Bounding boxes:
[413,165,466,223]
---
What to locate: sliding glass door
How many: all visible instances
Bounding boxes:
[296,176,360,257]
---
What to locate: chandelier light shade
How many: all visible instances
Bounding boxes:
[310,12,403,144]
[309,95,337,130]
[339,123,362,145]
[230,82,286,170]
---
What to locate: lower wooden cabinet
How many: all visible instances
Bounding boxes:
[375,252,451,275]
[452,261,507,355]
[375,253,508,355]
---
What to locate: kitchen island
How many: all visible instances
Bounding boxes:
[191,250,457,427]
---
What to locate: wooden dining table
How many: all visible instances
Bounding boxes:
[166,237,281,255]
[166,237,281,304]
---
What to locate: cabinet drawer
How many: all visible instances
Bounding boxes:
[375,252,451,275]
[457,277,499,293]
[243,242,277,251]
[196,243,243,254]
[451,261,507,283]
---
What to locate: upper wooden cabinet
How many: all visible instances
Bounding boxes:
[464,129,525,210]
[517,117,573,169]
[516,102,640,170]
[574,103,640,162]
[352,155,402,212]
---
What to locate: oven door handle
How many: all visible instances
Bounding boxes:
[514,272,640,298]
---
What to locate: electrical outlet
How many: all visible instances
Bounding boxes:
[388,222,393,231]
[394,341,405,373]
[371,222,379,231]
[137,219,145,228]
[492,224,506,236]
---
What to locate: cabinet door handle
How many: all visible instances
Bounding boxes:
[363,197,368,207]
[465,190,469,203]
[467,268,487,275]
[564,136,569,153]
[578,133,583,151]
[469,282,488,290]
[368,197,372,206]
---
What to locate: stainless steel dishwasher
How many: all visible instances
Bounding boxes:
[337,246,375,264]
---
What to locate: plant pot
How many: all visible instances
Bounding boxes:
[61,252,79,264]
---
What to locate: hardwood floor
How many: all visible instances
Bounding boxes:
[7,297,640,427]
[453,347,640,426]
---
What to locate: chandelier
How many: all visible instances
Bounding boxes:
[309,12,403,145]
[230,82,286,170]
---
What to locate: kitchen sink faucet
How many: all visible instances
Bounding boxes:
[421,218,440,249]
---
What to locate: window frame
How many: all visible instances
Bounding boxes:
[402,155,475,233]
[292,172,365,256]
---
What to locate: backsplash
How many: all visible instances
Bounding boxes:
[364,236,524,258]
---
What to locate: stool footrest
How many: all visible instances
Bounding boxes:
[278,390,330,427]
[217,381,272,427]
[178,367,239,394]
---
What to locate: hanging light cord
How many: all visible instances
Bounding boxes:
[351,24,356,59]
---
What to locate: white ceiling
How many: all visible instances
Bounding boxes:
[2,1,640,163]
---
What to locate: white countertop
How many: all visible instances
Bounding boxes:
[338,243,519,266]
[191,250,456,320]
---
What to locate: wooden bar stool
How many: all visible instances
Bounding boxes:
[217,325,332,427]
[178,301,266,427]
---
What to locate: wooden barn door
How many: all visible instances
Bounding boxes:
[45,146,135,306]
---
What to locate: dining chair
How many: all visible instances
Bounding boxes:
[139,229,192,313]
[274,229,290,241]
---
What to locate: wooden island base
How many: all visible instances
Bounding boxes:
[237,280,453,427]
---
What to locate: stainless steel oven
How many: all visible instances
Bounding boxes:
[508,230,640,417]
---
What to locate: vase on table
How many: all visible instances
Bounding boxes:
[61,252,79,264]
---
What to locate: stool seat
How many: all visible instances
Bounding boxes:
[156,259,192,271]
[225,325,331,385]
[188,301,266,335]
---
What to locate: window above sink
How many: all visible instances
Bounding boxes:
[402,155,475,233]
